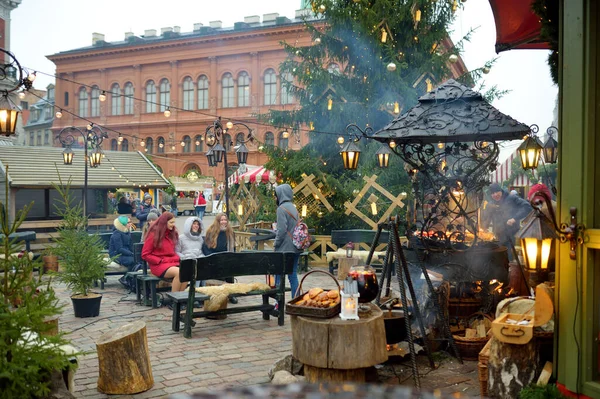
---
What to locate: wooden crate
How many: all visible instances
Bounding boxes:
[478,337,493,397]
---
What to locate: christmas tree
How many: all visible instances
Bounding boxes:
[258,0,500,233]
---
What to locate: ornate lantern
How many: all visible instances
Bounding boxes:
[375,145,391,168]
[345,242,354,258]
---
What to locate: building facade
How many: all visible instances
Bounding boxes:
[21,84,54,147]
[48,10,315,184]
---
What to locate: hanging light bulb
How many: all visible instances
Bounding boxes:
[393,102,400,114]
[164,107,171,117]
[159,142,164,148]
[483,65,491,74]
[282,130,290,138]
[18,91,25,99]
[313,37,321,45]
[87,123,93,131]
[118,133,123,143]
[387,62,397,72]
[99,91,106,102]
[448,54,458,64]
[337,136,345,144]
[318,4,326,13]
[55,110,63,118]
[27,72,36,82]
[180,140,185,146]
[226,121,234,130]
[327,98,333,111]
[195,140,200,146]
[140,140,145,147]
[389,140,397,149]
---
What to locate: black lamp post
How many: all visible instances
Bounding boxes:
[57,125,108,216]
[204,117,254,217]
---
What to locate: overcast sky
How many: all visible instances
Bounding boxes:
[10,0,557,163]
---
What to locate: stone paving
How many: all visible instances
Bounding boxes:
[51,216,480,398]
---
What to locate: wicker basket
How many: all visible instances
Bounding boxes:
[285,270,341,318]
[452,312,493,361]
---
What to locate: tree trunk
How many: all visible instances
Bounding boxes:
[487,338,540,398]
[96,321,153,394]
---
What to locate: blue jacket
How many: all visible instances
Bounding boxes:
[109,219,134,266]
[135,203,157,229]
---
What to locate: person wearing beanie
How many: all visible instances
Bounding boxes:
[141,211,160,243]
[135,193,157,230]
[109,215,135,270]
[485,183,532,258]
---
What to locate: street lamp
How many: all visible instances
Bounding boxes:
[204,117,254,217]
[0,48,35,136]
[57,125,108,216]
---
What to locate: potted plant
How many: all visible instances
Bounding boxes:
[52,174,107,318]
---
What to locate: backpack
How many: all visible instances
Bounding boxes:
[283,208,312,250]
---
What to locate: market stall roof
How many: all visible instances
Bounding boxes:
[489,0,549,52]
[372,79,531,144]
[170,176,214,192]
[0,146,170,189]
[232,165,273,185]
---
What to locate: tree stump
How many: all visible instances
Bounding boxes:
[487,337,541,398]
[291,303,388,383]
[96,320,153,394]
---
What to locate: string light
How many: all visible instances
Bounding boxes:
[55,110,63,118]
[99,91,106,102]
[18,91,25,99]
[164,107,171,118]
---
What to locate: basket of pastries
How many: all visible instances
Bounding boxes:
[285,270,341,318]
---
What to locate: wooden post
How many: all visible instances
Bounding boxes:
[96,321,153,394]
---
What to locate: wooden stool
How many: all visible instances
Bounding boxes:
[291,303,388,383]
[96,321,153,394]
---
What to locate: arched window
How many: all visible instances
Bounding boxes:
[111,83,122,115]
[265,131,274,146]
[90,86,100,117]
[264,69,277,105]
[223,133,232,151]
[222,73,234,108]
[121,138,129,151]
[78,87,88,117]
[111,139,118,151]
[145,80,156,113]
[146,137,153,154]
[182,77,194,110]
[327,63,341,75]
[124,82,134,114]
[235,133,244,145]
[238,71,250,107]
[159,78,170,112]
[182,135,191,153]
[280,72,293,105]
[194,135,203,152]
[278,131,289,150]
[198,75,209,109]
[157,136,165,154]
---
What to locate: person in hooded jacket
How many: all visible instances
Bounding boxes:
[109,215,136,270]
[176,216,205,260]
[486,183,532,257]
[135,193,158,229]
[273,184,300,299]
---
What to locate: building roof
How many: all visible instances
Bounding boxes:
[0,146,170,189]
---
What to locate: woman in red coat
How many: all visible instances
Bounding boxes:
[141,212,186,292]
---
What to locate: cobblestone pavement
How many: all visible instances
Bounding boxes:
[54,237,480,398]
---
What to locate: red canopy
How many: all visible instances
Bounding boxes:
[489,0,550,53]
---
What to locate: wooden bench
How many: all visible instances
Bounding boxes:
[128,242,171,308]
[167,251,295,338]
[329,229,390,274]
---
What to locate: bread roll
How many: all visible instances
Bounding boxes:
[309,288,323,299]
[327,290,339,299]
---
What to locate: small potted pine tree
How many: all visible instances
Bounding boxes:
[52,174,107,318]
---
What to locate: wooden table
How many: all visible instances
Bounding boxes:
[291,303,388,383]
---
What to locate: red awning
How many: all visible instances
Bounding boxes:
[489,0,550,53]
[235,166,272,184]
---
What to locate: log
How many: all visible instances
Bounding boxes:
[42,315,59,337]
[96,321,153,394]
[291,303,387,383]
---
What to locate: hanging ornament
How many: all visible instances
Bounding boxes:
[314,37,321,45]
[381,29,388,43]
[448,54,458,64]
[387,62,397,72]
[353,0,360,3]
[327,98,333,111]
[452,0,458,13]
[483,65,491,74]
[393,102,400,114]
[318,4,326,13]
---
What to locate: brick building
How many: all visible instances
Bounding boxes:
[48,9,316,184]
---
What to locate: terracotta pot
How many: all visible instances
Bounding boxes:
[42,255,59,273]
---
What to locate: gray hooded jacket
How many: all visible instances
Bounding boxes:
[175,216,205,260]
[274,184,300,253]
